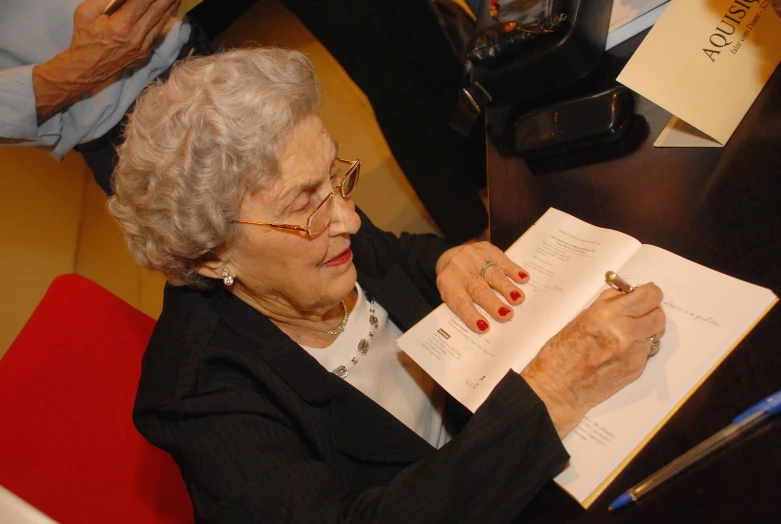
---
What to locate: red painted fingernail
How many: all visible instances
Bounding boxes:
[477,320,489,331]
[498,307,511,317]
[510,290,521,301]
[519,271,528,279]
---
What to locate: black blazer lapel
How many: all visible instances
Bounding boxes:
[215,288,332,404]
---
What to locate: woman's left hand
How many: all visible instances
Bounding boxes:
[435,241,530,333]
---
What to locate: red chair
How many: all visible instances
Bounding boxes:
[0,274,192,523]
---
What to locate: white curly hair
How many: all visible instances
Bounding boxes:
[108,47,322,288]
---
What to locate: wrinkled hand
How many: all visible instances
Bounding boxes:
[33,0,180,121]
[435,241,531,333]
[67,0,181,84]
[521,284,666,439]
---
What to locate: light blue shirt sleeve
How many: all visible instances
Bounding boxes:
[0,64,63,147]
[0,65,40,140]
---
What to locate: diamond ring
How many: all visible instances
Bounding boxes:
[480,260,496,279]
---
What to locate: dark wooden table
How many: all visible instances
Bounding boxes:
[487,34,781,524]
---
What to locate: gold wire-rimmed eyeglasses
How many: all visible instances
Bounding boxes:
[235,158,360,238]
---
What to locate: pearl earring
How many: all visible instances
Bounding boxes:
[220,268,234,286]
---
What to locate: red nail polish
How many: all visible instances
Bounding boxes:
[510,290,521,301]
[477,319,489,331]
[499,307,511,316]
[519,271,528,279]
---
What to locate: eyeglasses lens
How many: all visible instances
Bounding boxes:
[341,162,360,197]
[308,195,334,237]
[308,161,359,237]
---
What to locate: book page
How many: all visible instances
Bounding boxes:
[555,244,778,506]
[398,209,641,411]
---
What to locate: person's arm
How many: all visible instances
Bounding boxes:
[522,283,666,438]
[432,238,667,438]
[773,0,781,18]
[137,368,567,523]
[353,208,665,434]
[32,0,180,123]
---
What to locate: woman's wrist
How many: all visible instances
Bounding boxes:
[520,362,585,440]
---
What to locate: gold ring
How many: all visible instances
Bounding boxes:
[480,260,496,279]
[649,335,661,357]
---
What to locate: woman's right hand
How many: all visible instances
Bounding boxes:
[520,283,665,439]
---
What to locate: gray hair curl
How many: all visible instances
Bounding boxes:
[108,47,322,288]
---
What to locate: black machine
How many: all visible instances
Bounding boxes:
[450,0,635,156]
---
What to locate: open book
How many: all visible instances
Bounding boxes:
[397,208,777,507]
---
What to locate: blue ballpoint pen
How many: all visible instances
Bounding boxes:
[609,389,781,511]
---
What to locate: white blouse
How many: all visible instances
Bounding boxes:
[301,284,452,449]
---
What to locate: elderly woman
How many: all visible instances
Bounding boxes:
[109,48,665,523]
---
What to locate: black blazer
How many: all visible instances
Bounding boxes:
[134,211,568,523]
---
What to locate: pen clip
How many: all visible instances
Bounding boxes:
[732,389,781,423]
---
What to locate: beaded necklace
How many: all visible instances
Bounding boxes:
[331,297,378,379]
